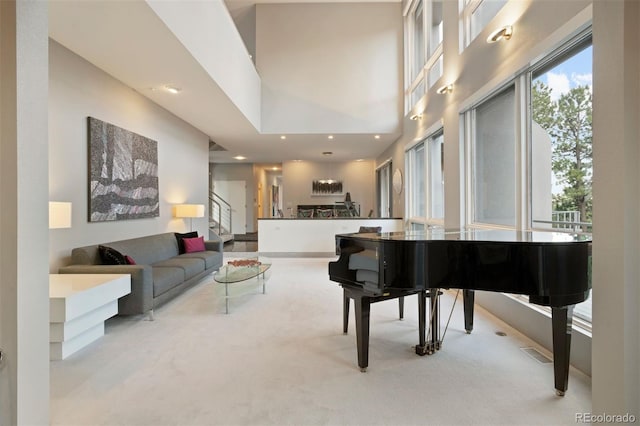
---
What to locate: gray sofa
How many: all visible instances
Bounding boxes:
[58,232,223,318]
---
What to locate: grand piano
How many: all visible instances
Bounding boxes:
[328,228,591,395]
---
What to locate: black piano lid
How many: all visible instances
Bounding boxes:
[339,228,592,245]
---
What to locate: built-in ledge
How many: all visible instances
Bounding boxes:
[258,218,403,254]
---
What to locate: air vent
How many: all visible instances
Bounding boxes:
[521,347,552,364]
[209,140,227,152]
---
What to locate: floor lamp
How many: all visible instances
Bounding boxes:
[174,204,205,232]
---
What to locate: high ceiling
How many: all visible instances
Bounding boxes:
[49,1,402,164]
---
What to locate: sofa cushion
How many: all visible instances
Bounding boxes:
[98,245,127,265]
[108,233,180,266]
[184,236,205,253]
[152,267,185,297]
[175,231,198,254]
[180,251,223,270]
[152,258,205,280]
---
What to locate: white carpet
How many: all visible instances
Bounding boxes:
[51,256,591,426]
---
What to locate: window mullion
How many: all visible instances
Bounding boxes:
[424,141,430,220]
[514,75,528,232]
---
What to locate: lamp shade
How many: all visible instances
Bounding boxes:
[173,204,205,218]
[49,202,72,229]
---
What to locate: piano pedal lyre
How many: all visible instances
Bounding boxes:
[415,288,443,356]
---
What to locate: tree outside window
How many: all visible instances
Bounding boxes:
[532,45,592,232]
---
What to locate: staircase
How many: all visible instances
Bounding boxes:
[209,191,234,243]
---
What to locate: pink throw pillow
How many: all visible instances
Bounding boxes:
[125,255,137,265]
[183,236,205,253]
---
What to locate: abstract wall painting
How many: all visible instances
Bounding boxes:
[88,117,159,222]
[311,179,343,196]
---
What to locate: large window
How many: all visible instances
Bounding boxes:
[531,41,593,233]
[406,129,445,227]
[470,85,516,227]
[412,0,425,83]
[425,0,443,89]
[459,0,507,50]
[407,143,426,221]
[405,0,445,111]
[463,33,592,324]
[529,38,592,324]
[428,131,445,219]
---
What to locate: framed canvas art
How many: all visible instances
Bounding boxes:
[311,179,343,196]
[88,117,159,221]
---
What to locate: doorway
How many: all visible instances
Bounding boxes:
[213,180,247,235]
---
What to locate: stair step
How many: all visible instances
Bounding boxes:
[220,233,234,243]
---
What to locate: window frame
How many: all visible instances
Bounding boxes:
[459,0,507,51]
[405,123,445,229]
[405,0,445,111]
[464,82,521,230]
[376,160,393,218]
[405,140,426,227]
[461,29,593,328]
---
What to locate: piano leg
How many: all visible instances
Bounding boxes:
[415,290,431,356]
[429,289,441,352]
[551,305,574,396]
[463,290,475,334]
[343,291,350,334]
[353,295,371,372]
[399,296,405,320]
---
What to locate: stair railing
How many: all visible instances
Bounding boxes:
[209,191,232,236]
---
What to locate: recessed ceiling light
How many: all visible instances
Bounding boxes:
[410,113,422,121]
[272,166,279,171]
[233,156,246,160]
[280,135,286,140]
[374,135,381,140]
[322,151,333,156]
[487,25,513,43]
[164,85,182,94]
[355,159,364,162]
[327,135,334,140]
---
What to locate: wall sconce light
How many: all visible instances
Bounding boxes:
[487,25,513,43]
[49,202,72,229]
[174,204,205,231]
[409,113,422,121]
[436,84,453,95]
[164,85,182,94]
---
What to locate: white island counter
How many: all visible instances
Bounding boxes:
[257,217,403,256]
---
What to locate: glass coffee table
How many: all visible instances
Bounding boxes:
[213,256,271,314]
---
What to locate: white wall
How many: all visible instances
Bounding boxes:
[0,1,50,423]
[148,0,261,130]
[226,2,257,64]
[282,160,376,217]
[258,218,403,255]
[592,0,640,416]
[256,2,402,135]
[49,40,210,272]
